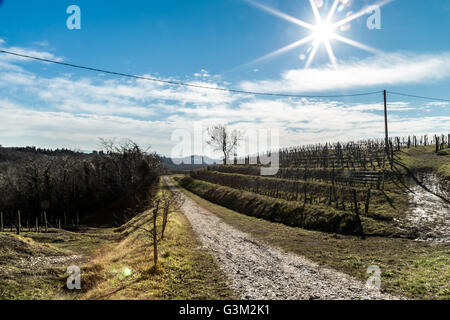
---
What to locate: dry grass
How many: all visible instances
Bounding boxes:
[0,231,98,300]
[0,181,235,300]
[84,196,235,300]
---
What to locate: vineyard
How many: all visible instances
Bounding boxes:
[180,134,450,237]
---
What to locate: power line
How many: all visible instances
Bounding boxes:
[5,49,450,102]
[0,49,382,99]
[388,91,450,103]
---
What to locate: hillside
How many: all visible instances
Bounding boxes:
[171,139,450,299]
[0,181,234,300]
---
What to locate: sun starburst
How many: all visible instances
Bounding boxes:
[247,0,391,68]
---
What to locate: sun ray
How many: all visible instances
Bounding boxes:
[242,0,390,69]
[309,0,323,23]
[250,35,315,65]
[326,0,340,23]
[331,33,383,55]
[332,0,394,29]
[246,0,315,31]
[305,41,320,68]
[324,39,337,67]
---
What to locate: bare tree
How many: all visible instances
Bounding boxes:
[136,198,161,268]
[160,189,184,240]
[207,125,241,165]
[0,139,162,231]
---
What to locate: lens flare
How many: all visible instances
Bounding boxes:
[246,0,391,68]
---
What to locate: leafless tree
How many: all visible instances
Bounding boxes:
[207,125,241,165]
[160,189,184,240]
[0,139,162,230]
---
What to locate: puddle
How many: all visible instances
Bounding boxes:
[398,172,450,242]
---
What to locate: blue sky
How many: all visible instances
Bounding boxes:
[0,0,449,157]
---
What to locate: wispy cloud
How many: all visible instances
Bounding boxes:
[240,52,450,93]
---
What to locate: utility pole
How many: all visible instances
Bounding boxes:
[383,90,391,165]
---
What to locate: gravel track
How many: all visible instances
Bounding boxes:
[165,177,399,300]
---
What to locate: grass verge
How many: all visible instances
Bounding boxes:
[84,191,235,300]
[395,146,450,188]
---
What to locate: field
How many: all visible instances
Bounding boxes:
[175,182,449,299]
[0,135,448,300]
[181,136,449,238]
[172,136,450,299]
[0,181,234,300]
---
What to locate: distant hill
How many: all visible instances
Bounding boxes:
[161,155,222,173]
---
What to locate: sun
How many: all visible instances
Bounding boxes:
[247,0,389,68]
[312,21,334,43]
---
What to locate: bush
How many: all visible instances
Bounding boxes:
[179,176,361,235]
[0,141,162,226]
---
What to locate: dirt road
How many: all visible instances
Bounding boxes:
[164,177,399,300]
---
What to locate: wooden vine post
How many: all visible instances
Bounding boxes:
[365,188,371,214]
[16,210,21,235]
[153,200,160,266]
[352,189,364,239]
[44,211,48,232]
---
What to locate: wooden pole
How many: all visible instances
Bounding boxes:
[44,211,48,232]
[16,210,21,235]
[365,188,371,214]
[153,201,160,267]
[352,189,364,239]
[0,211,3,232]
[383,90,391,165]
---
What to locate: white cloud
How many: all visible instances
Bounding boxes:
[33,40,50,47]
[426,102,449,107]
[240,52,450,93]
[0,39,449,156]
